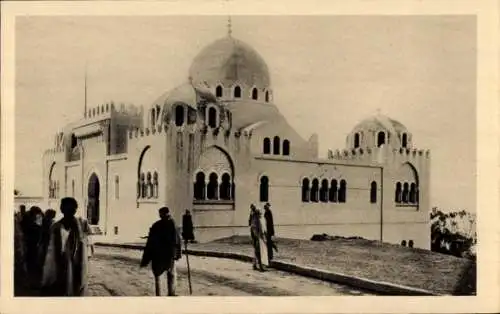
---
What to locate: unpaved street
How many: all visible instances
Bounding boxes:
[88,246,373,296]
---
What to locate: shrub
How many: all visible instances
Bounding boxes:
[430,207,476,259]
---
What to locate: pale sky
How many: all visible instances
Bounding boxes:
[15,15,476,212]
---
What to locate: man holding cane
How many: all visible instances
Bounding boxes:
[140,207,182,296]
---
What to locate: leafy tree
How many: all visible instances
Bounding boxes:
[430,207,476,259]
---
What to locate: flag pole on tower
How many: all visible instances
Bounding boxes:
[84,61,88,118]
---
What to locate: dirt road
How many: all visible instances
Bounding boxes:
[88,246,374,296]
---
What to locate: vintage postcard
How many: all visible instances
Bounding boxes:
[1,0,499,313]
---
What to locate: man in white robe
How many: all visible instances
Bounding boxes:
[40,197,90,296]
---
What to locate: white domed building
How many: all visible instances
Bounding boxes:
[42,30,431,248]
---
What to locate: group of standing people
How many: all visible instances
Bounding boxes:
[248,202,276,271]
[14,198,276,297]
[14,197,91,296]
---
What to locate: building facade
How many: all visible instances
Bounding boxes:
[42,32,431,248]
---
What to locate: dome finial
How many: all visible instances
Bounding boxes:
[227,16,232,37]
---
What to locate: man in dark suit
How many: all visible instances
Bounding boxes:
[263,203,276,261]
[140,207,182,296]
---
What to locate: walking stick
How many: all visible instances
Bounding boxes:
[184,239,193,295]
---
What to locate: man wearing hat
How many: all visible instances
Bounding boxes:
[263,203,276,261]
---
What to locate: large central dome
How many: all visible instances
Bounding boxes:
[188,36,271,90]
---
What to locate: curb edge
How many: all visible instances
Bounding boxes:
[95,242,444,296]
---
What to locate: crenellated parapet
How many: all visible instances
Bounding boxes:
[48,131,67,153]
[393,147,430,159]
[84,101,143,121]
[85,102,112,119]
[327,147,374,162]
[126,117,252,146]
[327,145,430,165]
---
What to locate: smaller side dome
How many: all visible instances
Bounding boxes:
[152,82,200,111]
[347,113,412,150]
[149,82,231,129]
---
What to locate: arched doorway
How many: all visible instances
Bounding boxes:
[87,173,100,225]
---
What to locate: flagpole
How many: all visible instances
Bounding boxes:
[84,61,88,118]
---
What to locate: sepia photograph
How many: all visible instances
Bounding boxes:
[1,1,499,313]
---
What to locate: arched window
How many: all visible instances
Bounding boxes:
[329,179,338,202]
[208,107,217,128]
[147,172,153,198]
[301,178,310,202]
[377,131,386,147]
[141,173,147,198]
[370,181,377,203]
[408,240,414,248]
[310,179,319,202]
[70,134,78,149]
[137,180,141,199]
[153,172,159,198]
[151,109,156,128]
[49,181,53,198]
[194,172,206,200]
[216,85,223,97]
[72,180,75,197]
[175,105,185,126]
[220,173,232,200]
[207,173,219,200]
[338,180,347,203]
[283,140,290,156]
[395,182,402,203]
[415,186,420,204]
[114,176,119,199]
[354,133,360,148]
[273,136,280,155]
[260,176,269,202]
[232,181,236,201]
[265,91,270,102]
[137,145,151,199]
[402,182,409,203]
[402,133,408,148]
[263,138,271,154]
[401,240,407,247]
[234,86,241,98]
[409,183,416,203]
[252,88,258,100]
[320,179,329,202]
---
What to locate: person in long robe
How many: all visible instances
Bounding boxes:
[140,207,182,296]
[38,209,56,270]
[40,197,90,296]
[263,203,276,261]
[14,212,29,296]
[182,209,195,243]
[257,208,269,267]
[24,206,44,287]
[249,205,266,271]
